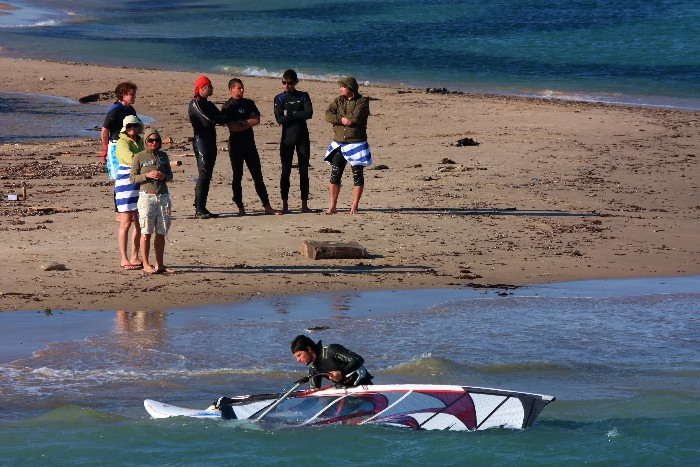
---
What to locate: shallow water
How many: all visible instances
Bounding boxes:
[1,0,698,109]
[0,91,155,144]
[0,276,698,463]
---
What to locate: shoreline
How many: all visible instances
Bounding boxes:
[0,57,698,312]
[2,56,699,112]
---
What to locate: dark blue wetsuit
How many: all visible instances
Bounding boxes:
[308,340,373,389]
[221,97,271,209]
[188,97,230,213]
[103,102,137,142]
[274,90,313,202]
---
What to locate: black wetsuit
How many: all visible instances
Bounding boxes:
[274,90,313,201]
[308,340,374,389]
[221,97,271,208]
[188,97,229,213]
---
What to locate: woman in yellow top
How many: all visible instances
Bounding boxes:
[115,115,145,269]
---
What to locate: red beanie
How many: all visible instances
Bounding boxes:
[194,75,212,98]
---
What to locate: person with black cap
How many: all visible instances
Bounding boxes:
[324,76,372,214]
[188,75,230,219]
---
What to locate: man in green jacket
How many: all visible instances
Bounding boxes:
[324,76,372,215]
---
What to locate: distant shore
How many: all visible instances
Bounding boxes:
[0,57,698,312]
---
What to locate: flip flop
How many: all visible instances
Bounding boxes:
[121,264,141,270]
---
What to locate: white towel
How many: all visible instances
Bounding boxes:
[324,141,372,166]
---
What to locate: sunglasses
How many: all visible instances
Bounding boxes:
[146,138,161,143]
[282,80,295,85]
[126,124,139,129]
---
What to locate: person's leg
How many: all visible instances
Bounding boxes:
[129,210,142,265]
[244,146,280,215]
[153,234,165,271]
[194,136,217,216]
[141,233,154,272]
[297,137,312,212]
[326,149,346,214]
[138,193,157,273]
[118,212,133,266]
[229,143,246,215]
[349,165,365,214]
[279,142,294,213]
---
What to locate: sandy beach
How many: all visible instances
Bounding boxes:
[0,57,697,312]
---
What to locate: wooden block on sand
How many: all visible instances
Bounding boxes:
[301,240,367,260]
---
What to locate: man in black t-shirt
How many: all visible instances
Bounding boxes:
[221,78,280,216]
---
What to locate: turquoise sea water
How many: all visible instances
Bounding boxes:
[0,277,698,464]
[0,0,699,109]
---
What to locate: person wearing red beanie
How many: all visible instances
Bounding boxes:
[188,75,230,219]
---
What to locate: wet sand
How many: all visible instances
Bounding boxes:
[0,57,698,312]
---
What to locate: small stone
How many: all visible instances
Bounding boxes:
[41,262,67,271]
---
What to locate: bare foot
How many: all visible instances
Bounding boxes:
[349,206,359,214]
[264,205,282,215]
[143,265,158,274]
[324,209,337,215]
[156,267,176,275]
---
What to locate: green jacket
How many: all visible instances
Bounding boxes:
[130,149,173,195]
[325,94,370,143]
[116,132,145,166]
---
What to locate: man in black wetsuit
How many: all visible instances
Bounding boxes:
[291,335,373,389]
[221,78,280,216]
[188,76,230,219]
[274,69,313,213]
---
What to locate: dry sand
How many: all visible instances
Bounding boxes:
[0,57,697,312]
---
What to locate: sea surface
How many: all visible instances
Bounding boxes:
[0,277,698,464]
[0,0,698,110]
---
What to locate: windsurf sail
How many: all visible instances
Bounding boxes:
[145,384,554,431]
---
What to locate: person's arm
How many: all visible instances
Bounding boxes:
[325,97,341,125]
[274,94,291,125]
[327,344,364,382]
[227,111,259,132]
[292,93,313,120]
[343,97,369,128]
[115,137,132,165]
[162,153,174,183]
[309,368,322,390]
[130,154,146,185]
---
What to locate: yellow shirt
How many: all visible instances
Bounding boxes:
[116,132,145,166]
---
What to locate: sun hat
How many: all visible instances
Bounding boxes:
[120,115,144,134]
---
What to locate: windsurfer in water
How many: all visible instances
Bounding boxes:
[291,335,373,389]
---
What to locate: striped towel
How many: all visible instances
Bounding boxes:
[114,164,140,212]
[324,141,373,167]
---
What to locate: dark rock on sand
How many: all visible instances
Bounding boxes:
[453,137,480,147]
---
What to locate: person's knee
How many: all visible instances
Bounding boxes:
[330,165,343,185]
[352,167,365,186]
[281,162,293,176]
